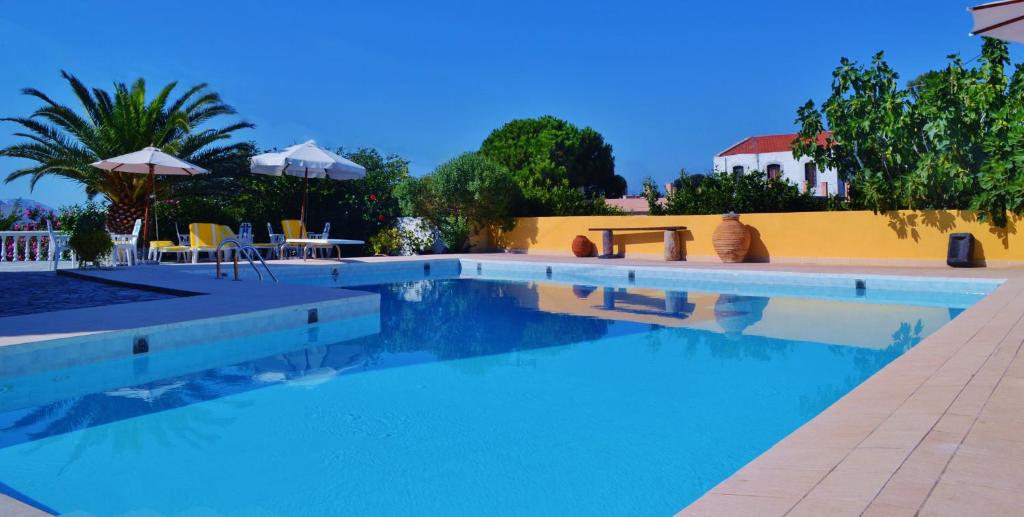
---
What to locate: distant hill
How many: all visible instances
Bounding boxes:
[0,199,55,222]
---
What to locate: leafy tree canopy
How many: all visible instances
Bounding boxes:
[794,38,1024,225]
[396,152,521,250]
[479,115,626,215]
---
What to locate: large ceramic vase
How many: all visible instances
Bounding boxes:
[712,213,750,263]
[572,235,594,257]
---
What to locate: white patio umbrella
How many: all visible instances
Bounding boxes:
[91,147,209,242]
[970,0,1024,43]
[249,140,366,230]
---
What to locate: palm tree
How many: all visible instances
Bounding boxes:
[0,71,253,232]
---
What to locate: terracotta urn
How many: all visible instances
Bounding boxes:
[712,212,751,263]
[571,235,594,257]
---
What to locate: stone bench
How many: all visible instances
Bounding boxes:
[587,226,687,261]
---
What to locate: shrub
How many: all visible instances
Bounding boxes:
[62,202,113,266]
[438,214,471,252]
[369,227,401,256]
[662,170,820,215]
[396,152,521,251]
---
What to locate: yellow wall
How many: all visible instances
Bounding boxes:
[494,211,1024,265]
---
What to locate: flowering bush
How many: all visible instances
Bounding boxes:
[1,203,60,261]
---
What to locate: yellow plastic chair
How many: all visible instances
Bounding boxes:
[280,219,307,259]
[189,223,234,263]
[281,219,307,239]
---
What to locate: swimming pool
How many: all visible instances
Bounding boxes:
[0,264,996,515]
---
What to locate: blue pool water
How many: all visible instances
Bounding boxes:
[0,277,983,515]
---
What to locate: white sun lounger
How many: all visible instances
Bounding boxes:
[285,238,364,260]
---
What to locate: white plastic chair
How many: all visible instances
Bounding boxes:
[308,222,332,258]
[111,219,141,266]
[45,220,73,270]
[267,222,286,259]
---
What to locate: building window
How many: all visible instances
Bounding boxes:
[732,165,744,176]
[804,162,817,188]
[766,164,781,180]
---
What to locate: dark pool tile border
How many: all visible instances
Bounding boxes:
[57,269,203,298]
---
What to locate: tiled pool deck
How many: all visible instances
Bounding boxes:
[2,254,1023,516]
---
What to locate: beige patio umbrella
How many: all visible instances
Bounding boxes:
[249,140,366,231]
[91,147,209,242]
[970,0,1024,42]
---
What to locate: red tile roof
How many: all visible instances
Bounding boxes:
[717,132,832,157]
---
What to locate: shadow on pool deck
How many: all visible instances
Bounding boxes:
[0,272,176,318]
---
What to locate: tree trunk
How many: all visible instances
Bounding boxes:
[107,202,145,234]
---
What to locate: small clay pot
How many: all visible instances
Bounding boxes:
[712,213,751,263]
[571,235,594,257]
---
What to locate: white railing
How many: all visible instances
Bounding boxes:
[0,231,54,262]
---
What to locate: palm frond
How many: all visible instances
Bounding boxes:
[1,73,252,203]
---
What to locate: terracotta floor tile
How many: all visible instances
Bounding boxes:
[837,447,910,474]
[861,501,920,517]
[804,468,892,503]
[932,413,975,435]
[919,480,1024,517]
[964,419,1024,444]
[710,467,825,498]
[898,385,962,414]
[872,474,936,511]
[785,496,867,517]
[749,445,849,471]
[941,448,1024,492]
[860,426,931,450]
[676,493,796,517]
[946,384,994,417]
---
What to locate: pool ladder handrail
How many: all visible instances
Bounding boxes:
[215,238,278,283]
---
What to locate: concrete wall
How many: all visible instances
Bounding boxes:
[713,151,842,196]
[494,211,1024,266]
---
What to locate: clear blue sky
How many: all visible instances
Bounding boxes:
[0,0,1001,208]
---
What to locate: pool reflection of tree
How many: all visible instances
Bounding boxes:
[797,319,924,418]
[656,308,931,420]
[355,279,612,360]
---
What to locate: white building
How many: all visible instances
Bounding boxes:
[712,132,844,197]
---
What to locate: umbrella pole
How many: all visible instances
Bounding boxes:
[142,165,155,247]
[301,168,309,235]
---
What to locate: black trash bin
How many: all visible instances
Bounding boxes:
[947,233,974,268]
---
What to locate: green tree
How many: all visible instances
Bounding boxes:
[794,38,1023,225]
[479,115,626,215]
[662,170,818,215]
[641,176,665,215]
[0,71,253,232]
[396,152,521,251]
